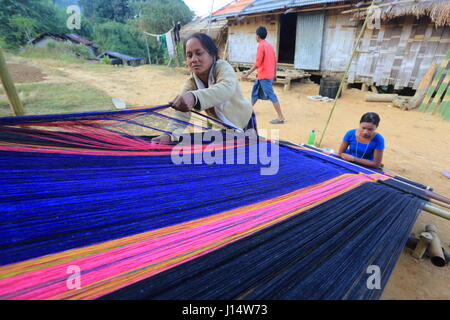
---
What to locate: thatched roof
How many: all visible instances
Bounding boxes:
[180,18,228,41]
[354,0,450,26]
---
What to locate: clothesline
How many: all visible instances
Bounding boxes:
[143,28,174,38]
[143,28,177,58]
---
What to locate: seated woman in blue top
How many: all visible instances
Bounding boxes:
[338,112,385,169]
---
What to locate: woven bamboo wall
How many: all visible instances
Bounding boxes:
[347,15,450,89]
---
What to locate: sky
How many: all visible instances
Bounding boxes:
[183,0,236,18]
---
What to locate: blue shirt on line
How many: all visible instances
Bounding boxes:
[343,129,385,161]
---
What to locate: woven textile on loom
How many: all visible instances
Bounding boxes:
[0,106,427,300]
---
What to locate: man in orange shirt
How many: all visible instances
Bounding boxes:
[242,26,285,124]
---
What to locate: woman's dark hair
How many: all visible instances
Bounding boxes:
[185,32,219,59]
[360,112,380,127]
[256,26,267,39]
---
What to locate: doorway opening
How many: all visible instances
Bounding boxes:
[278,13,297,64]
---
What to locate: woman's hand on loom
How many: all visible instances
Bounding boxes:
[170,93,195,112]
[341,153,355,162]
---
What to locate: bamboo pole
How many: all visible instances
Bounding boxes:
[423,204,450,221]
[411,232,433,259]
[144,34,152,65]
[426,190,450,206]
[425,224,446,267]
[0,48,25,116]
[318,0,376,147]
[207,0,215,36]
[430,198,450,210]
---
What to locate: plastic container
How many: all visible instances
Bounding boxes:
[319,77,341,99]
[307,130,316,145]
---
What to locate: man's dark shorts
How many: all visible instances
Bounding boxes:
[251,79,279,104]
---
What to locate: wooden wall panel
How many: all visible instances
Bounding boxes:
[228,16,279,64]
[321,10,357,73]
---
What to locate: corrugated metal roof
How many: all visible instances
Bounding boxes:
[292,0,347,6]
[100,50,144,61]
[213,0,256,16]
[213,0,349,18]
[27,32,100,48]
[241,0,295,15]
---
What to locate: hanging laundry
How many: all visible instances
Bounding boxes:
[165,31,176,58]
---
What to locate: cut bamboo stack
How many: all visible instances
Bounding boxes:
[418,49,450,120]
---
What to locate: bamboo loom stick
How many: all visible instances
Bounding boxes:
[318,0,376,147]
[430,198,450,210]
[426,190,450,207]
[0,48,25,116]
[423,204,450,221]
[419,49,450,112]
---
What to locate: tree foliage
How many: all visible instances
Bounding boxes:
[0,0,68,48]
[79,0,131,23]
[2,0,194,65]
[136,0,194,34]
[93,21,161,61]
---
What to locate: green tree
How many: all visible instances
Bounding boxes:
[93,21,161,60]
[79,0,131,23]
[137,0,193,34]
[0,0,68,48]
[9,14,39,42]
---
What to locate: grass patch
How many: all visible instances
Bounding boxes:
[0,82,114,117]
[19,41,97,64]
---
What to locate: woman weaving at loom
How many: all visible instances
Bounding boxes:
[338,112,385,169]
[153,33,255,142]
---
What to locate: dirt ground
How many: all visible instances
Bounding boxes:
[6,58,450,299]
[6,63,47,83]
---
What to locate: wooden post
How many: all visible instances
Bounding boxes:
[406,63,437,110]
[0,48,25,116]
[223,37,229,61]
[144,34,152,65]
[207,0,215,36]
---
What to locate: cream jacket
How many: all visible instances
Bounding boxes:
[167,59,253,135]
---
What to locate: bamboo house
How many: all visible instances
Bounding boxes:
[211,0,450,89]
